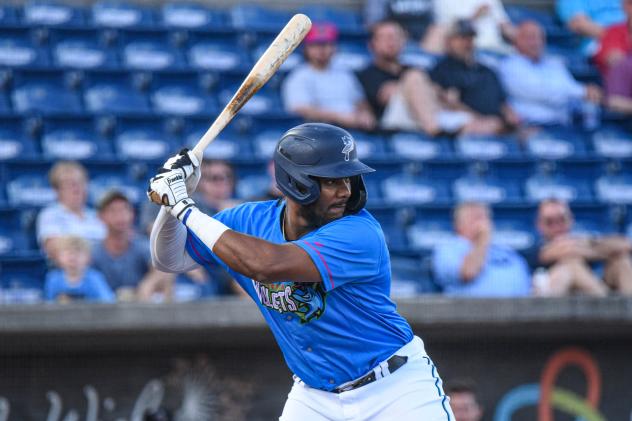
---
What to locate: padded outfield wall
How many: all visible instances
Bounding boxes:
[0,297,631,420]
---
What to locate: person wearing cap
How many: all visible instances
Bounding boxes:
[92,189,174,300]
[281,22,376,131]
[429,19,520,135]
[434,0,515,53]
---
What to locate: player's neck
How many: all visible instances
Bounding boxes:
[283,203,317,241]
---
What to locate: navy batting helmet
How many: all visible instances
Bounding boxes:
[274,123,374,214]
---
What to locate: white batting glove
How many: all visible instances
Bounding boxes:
[162,148,201,195]
[147,168,197,220]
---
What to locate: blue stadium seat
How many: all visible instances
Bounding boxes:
[232,161,268,199]
[0,117,39,160]
[595,174,632,205]
[186,33,250,72]
[161,3,229,30]
[184,117,251,161]
[400,43,439,70]
[0,255,47,299]
[149,71,217,116]
[381,173,450,205]
[592,126,632,159]
[219,82,282,117]
[41,117,113,160]
[119,30,183,70]
[89,173,144,206]
[455,134,521,160]
[571,204,617,235]
[367,205,411,250]
[492,205,537,251]
[390,253,440,295]
[453,174,522,204]
[11,70,82,115]
[113,117,176,161]
[24,1,85,26]
[422,160,468,182]
[333,41,371,71]
[626,208,632,238]
[406,206,454,253]
[298,6,364,35]
[252,127,284,160]
[0,208,31,256]
[50,28,118,69]
[525,172,592,203]
[487,159,536,185]
[525,126,587,159]
[389,132,452,160]
[230,4,292,33]
[6,175,56,207]
[92,1,154,28]
[347,130,387,160]
[0,5,19,25]
[83,71,150,114]
[0,28,48,68]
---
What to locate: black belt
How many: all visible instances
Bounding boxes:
[333,355,408,394]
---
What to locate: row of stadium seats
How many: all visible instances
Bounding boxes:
[2,114,632,162]
[0,2,365,34]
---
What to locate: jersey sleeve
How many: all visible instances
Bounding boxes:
[293,216,383,292]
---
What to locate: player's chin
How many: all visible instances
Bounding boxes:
[327,205,347,219]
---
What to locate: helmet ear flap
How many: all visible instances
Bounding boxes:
[345,175,368,215]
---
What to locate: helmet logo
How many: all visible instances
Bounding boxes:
[341,135,354,161]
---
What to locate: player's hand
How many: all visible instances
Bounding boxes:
[147,168,198,220]
[162,148,201,194]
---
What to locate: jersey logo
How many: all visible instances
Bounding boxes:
[341,135,354,162]
[253,281,327,324]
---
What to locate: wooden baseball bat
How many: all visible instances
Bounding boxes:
[191,13,312,161]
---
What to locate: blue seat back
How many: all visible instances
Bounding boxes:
[92,0,154,28]
[51,28,118,69]
[24,1,85,26]
[83,71,150,114]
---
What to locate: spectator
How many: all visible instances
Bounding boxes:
[92,190,173,300]
[432,202,532,297]
[36,161,106,260]
[446,379,483,421]
[363,0,443,52]
[596,0,632,115]
[557,0,625,56]
[434,0,516,53]
[526,199,632,295]
[44,235,115,303]
[430,20,520,135]
[357,20,472,136]
[249,159,283,202]
[281,22,376,131]
[194,159,241,215]
[499,20,602,126]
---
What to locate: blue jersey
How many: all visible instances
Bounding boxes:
[184,200,413,391]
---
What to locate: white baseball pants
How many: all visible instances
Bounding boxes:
[279,336,455,421]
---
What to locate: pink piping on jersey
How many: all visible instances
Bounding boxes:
[302,240,334,289]
[187,233,212,265]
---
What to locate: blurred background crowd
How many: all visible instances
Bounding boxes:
[0,0,631,305]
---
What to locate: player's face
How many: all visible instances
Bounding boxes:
[302,177,352,226]
[449,392,482,421]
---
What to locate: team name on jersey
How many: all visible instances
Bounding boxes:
[253,281,327,324]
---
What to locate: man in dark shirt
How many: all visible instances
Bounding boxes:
[429,19,520,135]
[357,20,472,136]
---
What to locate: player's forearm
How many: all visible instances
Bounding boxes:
[459,242,488,282]
[150,207,198,273]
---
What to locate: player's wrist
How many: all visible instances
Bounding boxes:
[169,198,197,222]
[182,207,230,251]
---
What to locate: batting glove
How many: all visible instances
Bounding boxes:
[147,168,197,220]
[162,148,201,195]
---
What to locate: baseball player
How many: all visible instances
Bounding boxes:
[147,123,455,420]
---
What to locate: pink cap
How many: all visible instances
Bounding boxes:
[305,22,338,44]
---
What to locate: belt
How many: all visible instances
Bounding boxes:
[333,355,408,394]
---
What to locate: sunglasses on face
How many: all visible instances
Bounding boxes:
[542,214,569,227]
[203,173,233,183]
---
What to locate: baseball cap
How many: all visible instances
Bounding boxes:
[97,189,130,211]
[305,22,338,44]
[448,19,477,37]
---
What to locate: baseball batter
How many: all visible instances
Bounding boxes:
[147,123,454,420]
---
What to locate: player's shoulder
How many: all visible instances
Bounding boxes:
[215,199,281,224]
[326,209,384,236]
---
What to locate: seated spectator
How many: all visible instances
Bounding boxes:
[363,0,443,52]
[358,19,472,136]
[434,0,516,53]
[525,199,632,295]
[446,379,484,421]
[557,0,625,56]
[92,190,173,301]
[194,159,241,214]
[432,202,532,297]
[281,22,376,131]
[36,161,106,260]
[596,0,632,115]
[429,20,521,135]
[44,235,115,303]
[499,20,602,126]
